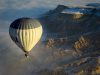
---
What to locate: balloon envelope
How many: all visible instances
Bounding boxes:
[9,18,43,53]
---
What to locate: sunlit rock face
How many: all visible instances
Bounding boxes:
[36,5,100,75]
[40,4,100,48]
[74,31,100,56]
[40,5,100,34]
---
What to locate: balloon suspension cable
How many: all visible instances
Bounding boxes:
[25,52,29,58]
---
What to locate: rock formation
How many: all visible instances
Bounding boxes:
[37,4,100,75]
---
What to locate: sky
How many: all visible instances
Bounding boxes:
[0,0,100,31]
[0,0,100,75]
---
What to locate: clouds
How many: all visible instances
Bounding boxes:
[0,0,99,32]
[0,0,99,10]
[0,0,99,20]
[0,33,53,75]
[0,20,10,33]
[0,0,55,10]
[0,0,65,10]
[0,0,63,10]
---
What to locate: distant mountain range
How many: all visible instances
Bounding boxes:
[40,4,100,39]
[36,4,100,75]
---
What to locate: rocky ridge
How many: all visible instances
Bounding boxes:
[37,4,100,75]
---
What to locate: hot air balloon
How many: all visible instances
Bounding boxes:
[9,18,43,57]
